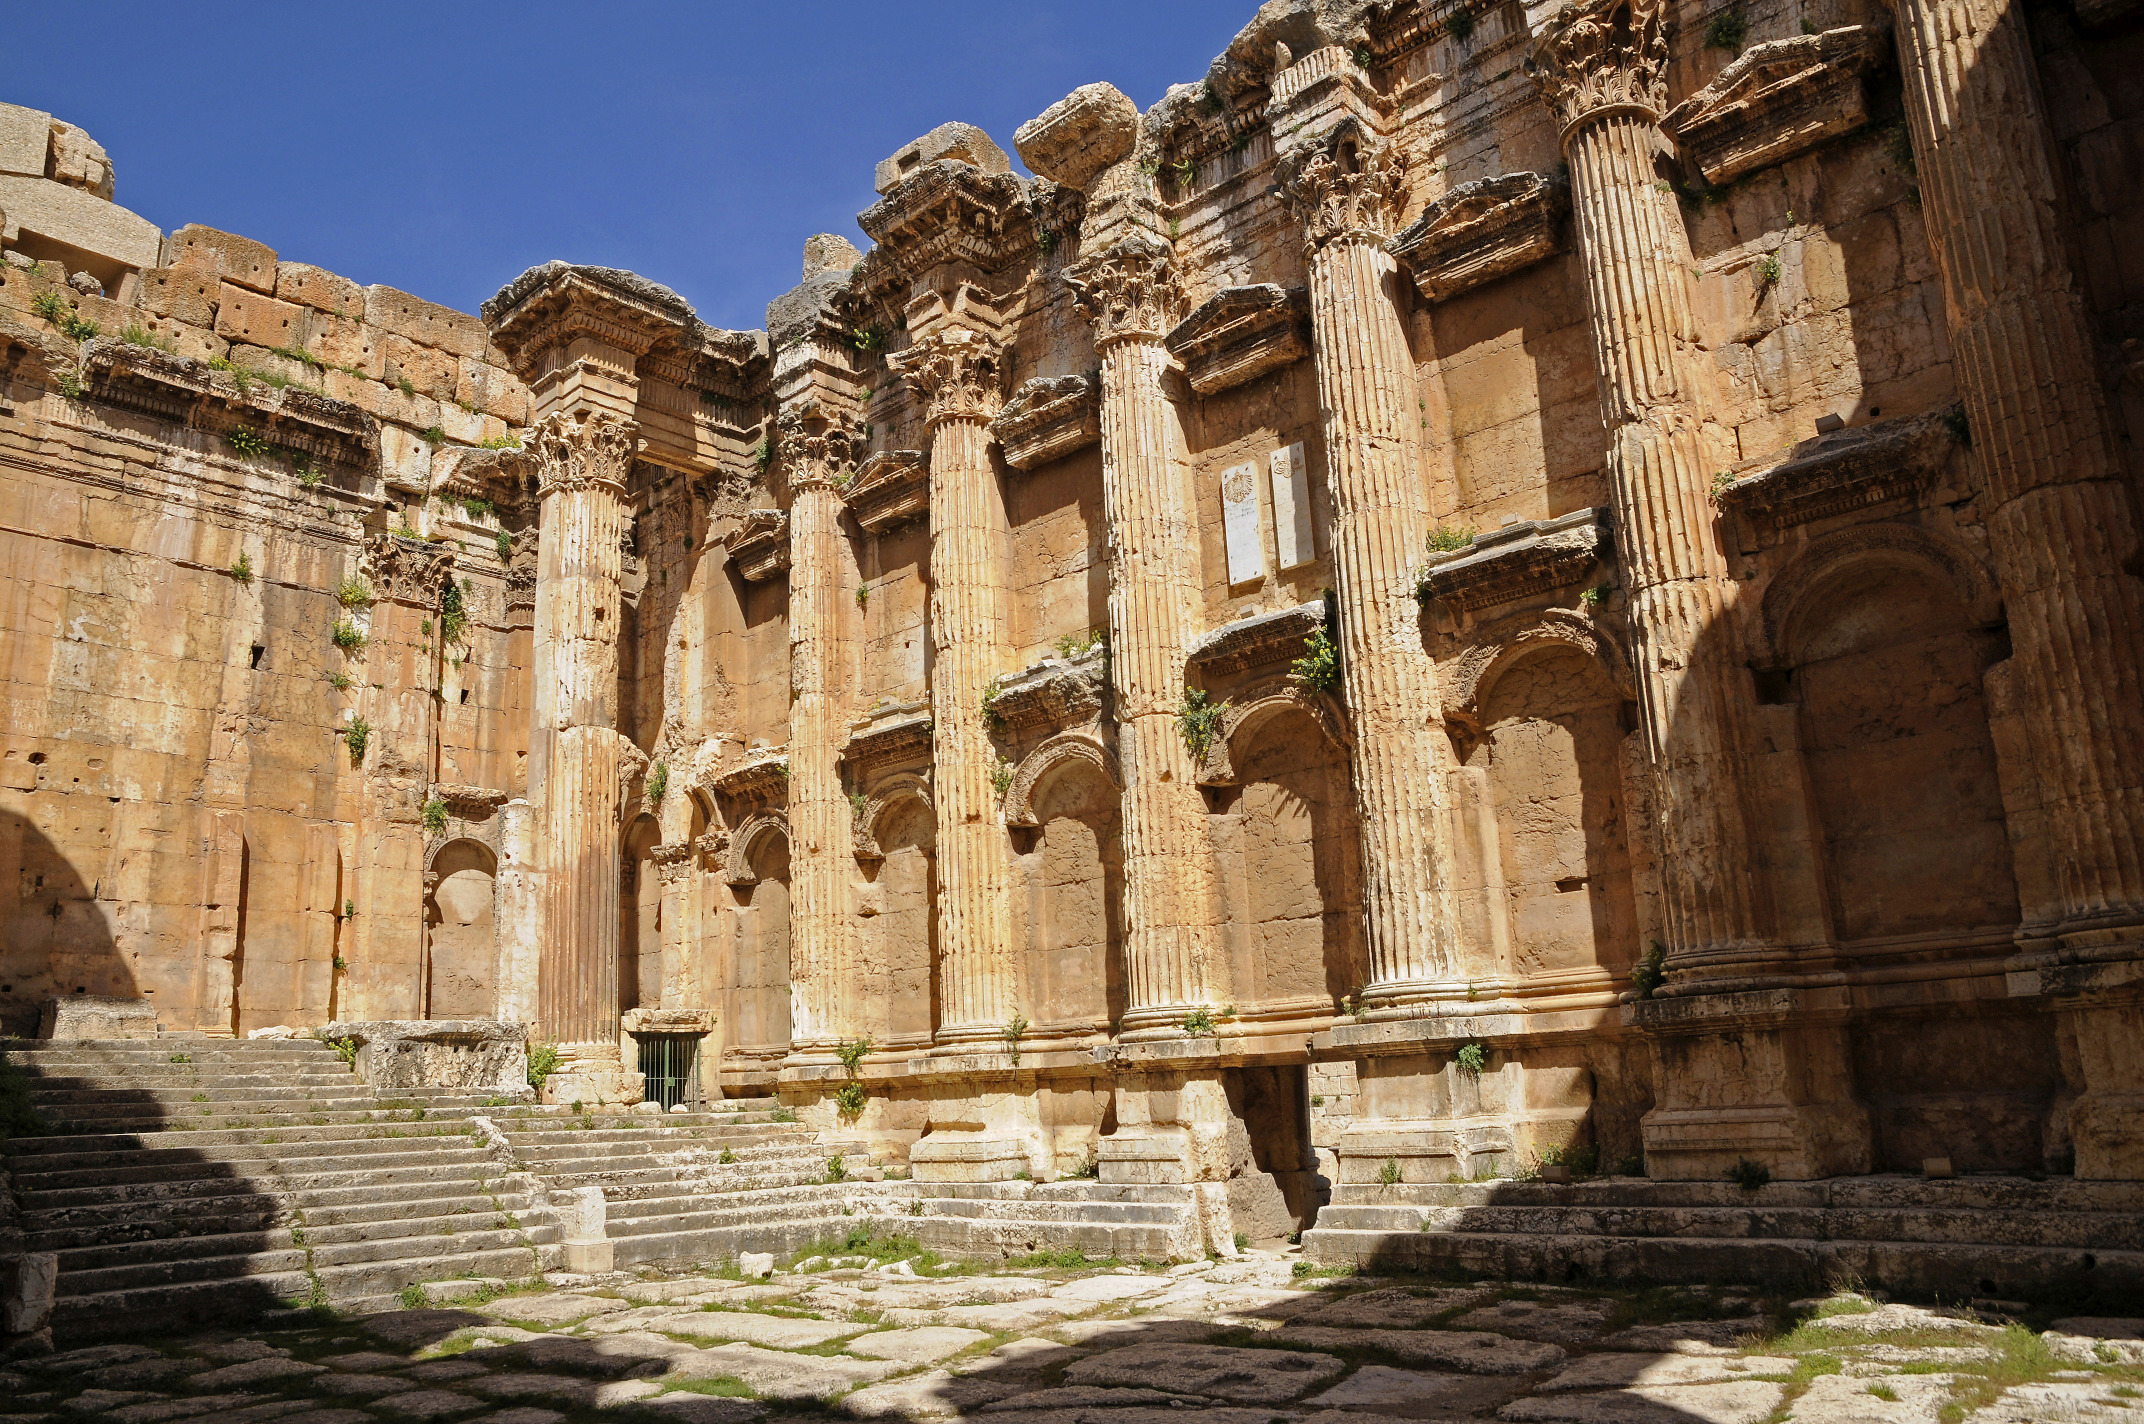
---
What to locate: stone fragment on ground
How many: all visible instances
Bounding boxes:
[1063,1342,1346,1402]
[1307,1362,1531,1417]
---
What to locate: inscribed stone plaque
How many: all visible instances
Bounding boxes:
[1221,460,1265,586]
[1271,442,1313,569]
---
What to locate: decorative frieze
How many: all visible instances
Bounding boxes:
[1416,509,1610,614]
[430,783,509,817]
[1714,412,1953,540]
[80,341,379,473]
[842,709,933,777]
[987,652,1108,738]
[1187,600,1327,679]
[1389,173,1570,303]
[992,375,1101,471]
[483,261,696,382]
[1665,27,1888,187]
[843,449,930,532]
[1164,285,1310,397]
[361,533,454,606]
[724,508,790,582]
[711,752,789,808]
[858,162,1054,275]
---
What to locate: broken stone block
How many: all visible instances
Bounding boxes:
[48,122,114,200]
[306,308,383,379]
[1,1251,56,1333]
[0,103,51,179]
[382,333,459,401]
[274,262,365,318]
[0,175,163,272]
[215,285,311,351]
[802,233,862,279]
[1015,83,1139,190]
[167,225,277,294]
[141,267,219,327]
[738,1252,774,1279]
[36,997,155,1040]
[873,121,1010,194]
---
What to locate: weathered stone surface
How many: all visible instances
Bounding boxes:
[1014,84,1138,190]
[166,226,277,293]
[1541,1353,1795,1392]
[184,1359,324,1391]
[1273,1327,1567,1374]
[1064,1343,1345,1402]
[844,1327,991,1365]
[370,1391,485,1420]
[472,1294,629,1328]
[274,262,365,317]
[1308,1364,1530,1417]
[874,122,1011,194]
[1498,1381,1785,1424]
[612,1311,864,1349]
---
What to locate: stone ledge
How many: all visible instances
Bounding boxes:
[37,996,157,1040]
[724,508,789,582]
[1416,508,1608,613]
[1665,26,1889,187]
[79,339,381,477]
[1390,172,1570,303]
[844,449,928,532]
[1188,600,1326,679]
[1164,285,1308,397]
[1714,409,1954,537]
[844,710,932,777]
[992,374,1100,471]
[989,652,1107,738]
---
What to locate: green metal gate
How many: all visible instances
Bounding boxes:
[636,1033,699,1110]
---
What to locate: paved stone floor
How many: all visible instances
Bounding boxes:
[5,1245,2142,1424]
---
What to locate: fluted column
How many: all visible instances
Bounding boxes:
[1895,0,2144,943]
[529,410,637,1098]
[1281,135,1459,1007]
[1067,230,1219,1031]
[782,405,859,1050]
[892,330,1016,1045]
[1531,0,1770,977]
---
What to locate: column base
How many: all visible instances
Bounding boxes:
[2017,950,2144,1180]
[541,1041,643,1108]
[910,1137,1036,1183]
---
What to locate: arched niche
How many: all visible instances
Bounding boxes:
[1015,738,1124,1031]
[724,813,792,1052]
[1005,733,1118,826]
[1443,609,1635,762]
[425,838,497,1020]
[621,813,663,1011]
[856,777,937,1044]
[1196,680,1350,788]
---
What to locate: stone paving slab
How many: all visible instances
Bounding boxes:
[1541,1351,1796,1391]
[1273,1325,1568,1374]
[1306,1363,1531,1418]
[1784,1373,1954,1422]
[602,1310,868,1349]
[1500,1380,1785,1424]
[846,1328,993,1365]
[470,1293,632,1328]
[1063,1342,1347,1403]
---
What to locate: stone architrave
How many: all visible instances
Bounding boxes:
[1279,127,1460,1008]
[782,401,861,1052]
[528,409,640,1104]
[889,326,1017,1045]
[1066,224,1223,1034]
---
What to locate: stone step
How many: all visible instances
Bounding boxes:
[509,1141,818,1173]
[1301,1225,2144,1301]
[1413,1202,2144,1250]
[54,1213,554,1277]
[14,1143,495,1194]
[14,1043,338,1062]
[603,1183,883,1235]
[505,1123,807,1148]
[1323,1174,2144,1214]
[912,1196,1189,1226]
[6,1119,491,1157]
[24,1185,542,1250]
[856,1210,1196,1261]
[8,1132,490,1179]
[23,1156,500,1212]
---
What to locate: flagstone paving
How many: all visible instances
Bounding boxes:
[4,1247,2140,1424]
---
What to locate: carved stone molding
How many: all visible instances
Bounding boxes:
[1278,122,1409,252]
[988,654,1108,739]
[1755,523,2002,668]
[1443,608,1635,726]
[1665,27,1888,186]
[843,710,934,777]
[991,375,1101,471]
[1714,410,1955,542]
[1065,232,1188,350]
[1267,46,1393,134]
[1164,285,1311,397]
[887,328,1005,429]
[1417,508,1610,614]
[621,1006,714,1035]
[1194,676,1351,787]
[711,752,789,808]
[1527,0,1671,140]
[79,342,380,473]
[1390,173,1571,303]
[361,534,453,607]
[692,829,729,868]
[431,783,508,818]
[1004,732,1119,827]
[724,810,791,887]
[483,261,697,380]
[529,409,637,500]
[724,508,790,582]
[1187,600,1328,680]
[855,772,933,862]
[844,449,930,533]
[776,400,862,493]
[858,162,1054,276]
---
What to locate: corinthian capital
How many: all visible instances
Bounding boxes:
[1065,231,1187,350]
[530,409,637,499]
[888,328,1005,428]
[1528,0,1671,140]
[1278,125,1409,254]
[776,401,863,493]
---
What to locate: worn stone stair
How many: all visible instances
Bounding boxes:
[5,1037,558,1338]
[857,1179,1204,1261]
[1301,1174,2144,1299]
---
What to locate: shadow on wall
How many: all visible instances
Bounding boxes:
[0,808,142,1039]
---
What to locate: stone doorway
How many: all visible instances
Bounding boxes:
[636,1032,701,1109]
[1226,1064,1321,1236]
[424,840,497,1020]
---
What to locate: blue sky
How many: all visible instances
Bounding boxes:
[1,3,1253,332]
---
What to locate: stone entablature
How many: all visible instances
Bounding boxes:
[991,375,1100,470]
[843,709,933,778]
[859,162,1058,276]
[1417,509,1611,614]
[843,449,929,531]
[724,508,789,581]
[711,753,789,809]
[1665,27,1888,186]
[1714,411,1955,541]
[1389,173,1570,303]
[988,652,1108,739]
[82,340,380,476]
[1164,285,1309,397]
[1187,601,1327,679]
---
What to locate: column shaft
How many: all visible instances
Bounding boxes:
[786,474,849,1048]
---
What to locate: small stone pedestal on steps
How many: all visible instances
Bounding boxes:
[321,1019,530,1096]
[38,996,157,1040]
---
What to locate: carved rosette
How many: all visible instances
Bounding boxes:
[888,329,1004,429]
[1528,0,1671,140]
[1279,130,1409,254]
[1065,232,1188,350]
[529,409,638,501]
[776,402,862,493]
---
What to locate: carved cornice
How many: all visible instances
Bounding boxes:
[858,162,1053,276]
[886,328,1005,429]
[1664,26,1887,187]
[1527,0,1671,141]
[1164,285,1310,397]
[1418,508,1610,613]
[482,262,697,380]
[1064,232,1187,350]
[991,375,1101,471]
[776,401,862,493]
[362,533,453,607]
[77,341,381,474]
[1390,173,1571,303]
[988,653,1108,739]
[844,449,930,534]
[1278,125,1410,253]
[431,783,508,816]
[1714,410,1954,541]
[1188,601,1328,679]
[529,409,637,501]
[712,753,789,809]
[843,710,933,776]
[724,508,790,582]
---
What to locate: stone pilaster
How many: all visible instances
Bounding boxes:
[1280,130,1459,1008]
[890,327,1017,1046]
[781,403,861,1051]
[1066,227,1220,1033]
[1529,0,1770,977]
[529,409,642,1104]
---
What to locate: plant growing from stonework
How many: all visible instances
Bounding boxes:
[981,677,1008,732]
[344,717,371,763]
[1727,1156,1771,1190]
[526,1041,561,1091]
[1184,1004,1233,1037]
[336,577,373,608]
[753,439,775,475]
[1291,625,1341,695]
[856,583,868,610]
[1456,1042,1487,1076]
[834,1081,868,1120]
[644,760,668,808]
[331,618,367,653]
[422,799,449,836]
[226,426,271,460]
[419,424,448,446]
[30,289,69,324]
[1631,940,1667,999]
[438,580,469,645]
[1425,524,1477,555]
[229,553,254,586]
[1054,629,1104,660]
[1449,5,1476,41]
[1709,469,1739,504]
[1943,406,1971,447]
[1755,252,1783,290]
[1580,584,1612,609]
[1176,689,1229,761]
[496,530,514,561]
[326,670,352,691]
[1352,43,1375,68]
[992,756,1015,801]
[1377,1156,1402,1187]
[836,1036,874,1079]
[1002,1012,1029,1067]
[1706,8,1749,51]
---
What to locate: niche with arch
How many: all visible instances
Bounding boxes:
[857,790,937,1045]
[1018,753,1124,1032]
[621,813,663,1011]
[726,821,793,1051]
[426,839,497,1020]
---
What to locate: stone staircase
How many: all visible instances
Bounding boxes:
[5,1036,559,1337]
[858,1180,1205,1262]
[1301,1174,2144,1300]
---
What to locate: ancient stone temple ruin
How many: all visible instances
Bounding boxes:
[4,0,2144,1332]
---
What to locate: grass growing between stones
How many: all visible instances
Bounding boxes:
[665,1376,761,1398]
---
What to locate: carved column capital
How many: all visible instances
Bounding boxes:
[1278,128,1410,253]
[888,328,1005,429]
[361,533,453,606]
[1065,232,1188,350]
[776,401,863,493]
[529,409,638,500]
[1527,0,1671,140]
